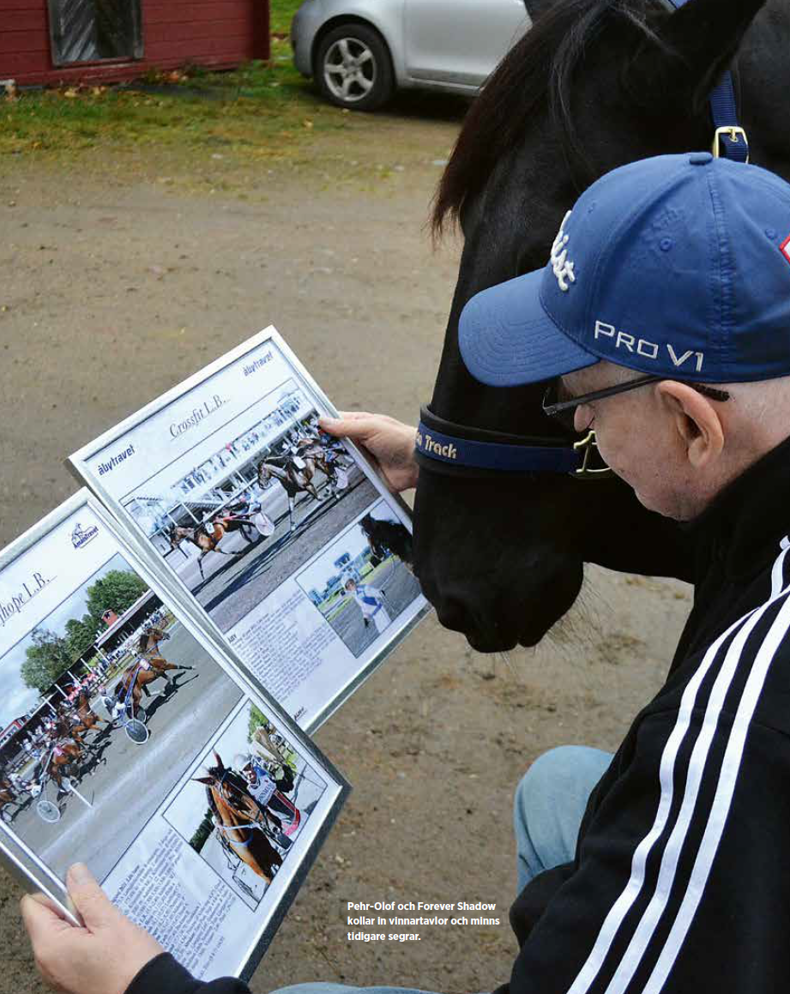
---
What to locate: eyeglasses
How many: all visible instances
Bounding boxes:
[542,375,730,433]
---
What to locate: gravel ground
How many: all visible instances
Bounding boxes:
[0,97,692,994]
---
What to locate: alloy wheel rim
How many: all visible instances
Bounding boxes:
[324,37,377,103]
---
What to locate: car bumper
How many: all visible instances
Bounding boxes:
[291,0,325,78]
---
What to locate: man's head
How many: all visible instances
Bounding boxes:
[556,361,790,519]
[344,578,357,592]
[234,753,256,783]
[459,153,790,520]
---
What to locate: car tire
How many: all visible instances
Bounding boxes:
[315,24,394,112]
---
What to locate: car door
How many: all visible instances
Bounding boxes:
[403,0,530,88]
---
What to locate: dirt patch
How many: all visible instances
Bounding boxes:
[0,100,692,994]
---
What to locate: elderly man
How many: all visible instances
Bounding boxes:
[22,152,790,993]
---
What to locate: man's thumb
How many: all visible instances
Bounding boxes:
[319,416,370,440]
[66,863,118,929]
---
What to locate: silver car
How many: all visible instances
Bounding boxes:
[291,0,531,111]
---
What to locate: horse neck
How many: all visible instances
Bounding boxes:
[263,463,285,481]
[738,1,790,179]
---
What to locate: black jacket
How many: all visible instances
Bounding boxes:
[128,436,790,994]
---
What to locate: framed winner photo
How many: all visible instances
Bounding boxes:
[0,491,348,982]
[68,327,430,731]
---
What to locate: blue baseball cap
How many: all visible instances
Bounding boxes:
[459,152,790,386]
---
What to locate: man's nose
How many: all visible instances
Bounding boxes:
[573,405,592,433]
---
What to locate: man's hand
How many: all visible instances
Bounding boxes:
[319,412,418,493]
[21,862,163,994]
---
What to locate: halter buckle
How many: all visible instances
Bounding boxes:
[712,126,749,162]
[572,431,613,480]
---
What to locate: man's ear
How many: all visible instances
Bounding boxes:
[656,381,725,467]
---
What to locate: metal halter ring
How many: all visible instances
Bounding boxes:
[573,431,612,479]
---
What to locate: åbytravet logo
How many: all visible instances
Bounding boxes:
[71,522,99,549]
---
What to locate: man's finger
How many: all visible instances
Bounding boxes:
[66,863,118,930]
[29,892,70,919]
[20,893,74,943]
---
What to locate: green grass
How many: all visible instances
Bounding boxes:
[0,36,344,167]
[270,0,303,36]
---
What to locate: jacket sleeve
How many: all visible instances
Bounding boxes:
[126,953,250,994]
[502,709,790,994]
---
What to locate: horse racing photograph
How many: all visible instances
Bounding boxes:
[0,552,243,884]
[118,378,382,635]
[162,700,327,909]
[295,501,422,658]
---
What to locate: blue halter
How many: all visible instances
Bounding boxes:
[663,0,749,162]
[414,405,609,479]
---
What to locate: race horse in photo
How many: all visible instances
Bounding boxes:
[112,636,193,719]
[137,623,194,684]
[360,513,413,567]
[53,705,86,746]
[45,736,86,797]
[194,751,283,886]
[258,454,323,533]
[412,0,790,651]
[169,514,255,581]
[296,434,350,495]
[0,775,31,823]
[69,688,114,741]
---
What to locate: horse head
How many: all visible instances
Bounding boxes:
[414,0,787,651]
[194,760,258,823]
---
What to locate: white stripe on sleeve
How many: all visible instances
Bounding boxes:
[643,580,790,993]
[565,539,790,994]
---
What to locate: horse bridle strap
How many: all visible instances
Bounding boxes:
[662,0,748,163]
[415,405,610,479]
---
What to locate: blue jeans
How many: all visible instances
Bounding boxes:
[272,746,612,994]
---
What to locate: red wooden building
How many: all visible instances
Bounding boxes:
[1,0,270,87]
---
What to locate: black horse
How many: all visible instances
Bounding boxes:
[360,513,414,566]
[412,0,790,652]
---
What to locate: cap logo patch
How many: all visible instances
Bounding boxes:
[550,210,576,292]
[780,234,790,267]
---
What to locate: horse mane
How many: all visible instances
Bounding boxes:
[137,631,148,653]
[431,0,668,237]
[206,785,220,819]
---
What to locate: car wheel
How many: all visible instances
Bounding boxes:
[315,24,394,111]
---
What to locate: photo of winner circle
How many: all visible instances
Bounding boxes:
[295,500,421,658]
[162,700,327,908]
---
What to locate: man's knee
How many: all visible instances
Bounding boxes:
[516,746,593,811]
[515,746,611,855]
